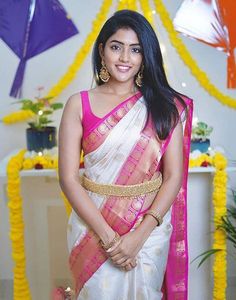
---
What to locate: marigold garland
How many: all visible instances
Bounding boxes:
[190,152,227,299]
[153,0,236,109]
[23,153,58,170]
[117,0,137,11]
[189,153,213,168]
[139,0,155,28]
[2,110,35,125]
[212,153,227,300]
[7,149,31,300]
[2,0,113,125]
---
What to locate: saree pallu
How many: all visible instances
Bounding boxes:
[67,93,193,300]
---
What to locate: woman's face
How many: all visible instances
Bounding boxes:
[99,28,143,84]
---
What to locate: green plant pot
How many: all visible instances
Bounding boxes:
[191,139,210,153]
[26,126,57,152]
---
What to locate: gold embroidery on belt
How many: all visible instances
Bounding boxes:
[80,173,162,197]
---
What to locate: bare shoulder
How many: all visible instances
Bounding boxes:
[63,92,82,121]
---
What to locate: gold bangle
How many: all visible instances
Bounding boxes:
[100,232,121,250]
[145,209,163,226]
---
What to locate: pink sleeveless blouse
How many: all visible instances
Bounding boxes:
[80,90,142,138]
[80,91,101,138]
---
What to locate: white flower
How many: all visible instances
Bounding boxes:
[190,149,202,159]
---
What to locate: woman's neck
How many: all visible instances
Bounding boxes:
[100,79,137,96]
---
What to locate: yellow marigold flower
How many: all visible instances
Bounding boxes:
[188,150,228,298]
[189,161,194,168]
[47,159,53,168]
[22,158,34,170]
[12,252,25,261]
[213,153,227,169]
[8,201,22,210]
[2,110,35,124]
[52,158,58,169]
[39,157,49,168]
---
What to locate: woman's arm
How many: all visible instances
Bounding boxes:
[58,93,115,245]
[107,120,184,267]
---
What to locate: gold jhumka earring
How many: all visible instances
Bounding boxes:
[135,65,144,87]
[99,60,110,82]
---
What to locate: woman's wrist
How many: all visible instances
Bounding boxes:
[100,231,121,250]
[135,214,157,241]
[97,225,116,246]
[145,209,163,226]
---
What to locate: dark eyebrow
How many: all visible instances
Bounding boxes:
[109,40,140,46]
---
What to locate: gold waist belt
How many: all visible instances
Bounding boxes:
[80,173,162,197]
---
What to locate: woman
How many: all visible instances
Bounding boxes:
[59,9,193,300]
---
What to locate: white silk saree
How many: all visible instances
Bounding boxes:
[67,92,193,300]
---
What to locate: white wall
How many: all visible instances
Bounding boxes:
[0,0,235,292]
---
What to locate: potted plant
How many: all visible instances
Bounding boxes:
[191,121,213,153]
[16,87,63,152]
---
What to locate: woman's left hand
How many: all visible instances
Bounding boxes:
[106,230,145,268]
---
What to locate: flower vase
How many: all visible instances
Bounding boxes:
[191,138,210,153]
[26,126,57,152]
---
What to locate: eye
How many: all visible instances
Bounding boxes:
[131,47,142,54]
[110,44,121,51]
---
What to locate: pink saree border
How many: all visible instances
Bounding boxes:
[162,97,193,299]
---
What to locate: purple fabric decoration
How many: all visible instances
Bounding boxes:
[0,0,79,98]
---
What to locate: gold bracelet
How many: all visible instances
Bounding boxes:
[145,209,163,226]
[100,232,121,250]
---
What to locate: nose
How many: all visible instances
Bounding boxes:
[119,48,129,63]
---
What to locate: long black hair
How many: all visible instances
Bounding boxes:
[92,9,187,140]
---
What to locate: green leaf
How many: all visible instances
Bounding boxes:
[191,249,221,268]
[12,99,33,104]
[29,103,40,114]
[21,100,34,110]
[27,122,36,128]
[42,96,54,101]
[192,121,213,138]
[227,236,236,246]
[228,207,236,218]
[43,110,53,115]
[50,103,63,110]
[222,216,236,234]
[39,116,49,123]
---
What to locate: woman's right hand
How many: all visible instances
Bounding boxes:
[103,234,138,271]
[123,257,138,271]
